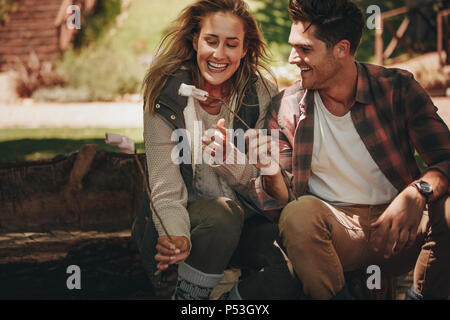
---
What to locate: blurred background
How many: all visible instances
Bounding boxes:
[0,0,449,162]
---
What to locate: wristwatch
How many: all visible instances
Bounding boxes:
[411,180,433,203]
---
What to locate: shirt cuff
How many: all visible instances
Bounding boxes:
[152,210,191,245]
[249,175,288,211]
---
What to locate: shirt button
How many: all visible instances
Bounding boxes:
[170,114,176,120]
[155,104,160,109]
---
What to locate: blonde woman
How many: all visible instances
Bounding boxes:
[132,0,300,300]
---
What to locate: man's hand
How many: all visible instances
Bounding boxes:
[245,129,280,176]
[155,235,190,271]
[370,186,426,259]
[245,129,290,202]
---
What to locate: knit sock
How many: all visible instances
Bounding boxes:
[172,262,224,300]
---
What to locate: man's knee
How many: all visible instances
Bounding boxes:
[279,195,330,236]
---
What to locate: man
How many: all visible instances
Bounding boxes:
[249,0,450,300]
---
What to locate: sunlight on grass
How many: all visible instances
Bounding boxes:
[24,152,59,161]
[0,128,143,142]
[0,128,144,163]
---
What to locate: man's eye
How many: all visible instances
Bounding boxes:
[227,44,238,48]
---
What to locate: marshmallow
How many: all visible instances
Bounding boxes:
[178,83,208,101]
[178,83,194,97]
[105,133,136,154]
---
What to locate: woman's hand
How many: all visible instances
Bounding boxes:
[155,235,191,271]
[202,118,228,164]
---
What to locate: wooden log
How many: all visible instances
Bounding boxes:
[0,144,145,232]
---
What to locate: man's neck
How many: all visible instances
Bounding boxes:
[318,61,358,117]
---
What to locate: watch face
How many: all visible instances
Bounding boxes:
[418,181,433,194]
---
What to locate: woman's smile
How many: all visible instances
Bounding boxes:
[207,61,229,72]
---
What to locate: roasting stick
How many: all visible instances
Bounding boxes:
[105,133,175,276]
[133,153,177,277]
[133,153,174,244]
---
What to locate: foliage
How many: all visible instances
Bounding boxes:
[12,52,65,98]
[73,0,123,48]
[253,0,291,61]
[56,47,142,101]
[0,0,18,25]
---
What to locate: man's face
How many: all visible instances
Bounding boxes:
[288,21,341,90]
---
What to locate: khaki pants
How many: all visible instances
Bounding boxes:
[279,195,450,299]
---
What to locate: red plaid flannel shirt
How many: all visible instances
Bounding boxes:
[250,62,450,219]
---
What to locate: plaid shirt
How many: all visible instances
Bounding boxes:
[250,62,450,217]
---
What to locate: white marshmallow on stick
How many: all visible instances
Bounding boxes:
[178,83,208,101]
[105,133,135,154]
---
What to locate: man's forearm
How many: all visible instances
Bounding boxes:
[262,170,290,203]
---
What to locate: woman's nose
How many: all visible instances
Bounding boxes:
[213,44,226,59]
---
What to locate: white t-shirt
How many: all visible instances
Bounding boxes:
[308,91,398,205]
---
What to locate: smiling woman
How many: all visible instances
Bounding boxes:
[132,0,302,301]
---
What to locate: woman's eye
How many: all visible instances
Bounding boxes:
[206,40,217,45]
[227,44,238,48]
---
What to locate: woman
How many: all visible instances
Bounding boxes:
[132,0,300,300]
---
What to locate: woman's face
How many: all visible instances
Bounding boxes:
[193,11,247,92]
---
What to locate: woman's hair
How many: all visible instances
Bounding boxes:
[143,0,275,114]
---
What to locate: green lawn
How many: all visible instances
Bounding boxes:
[0,128,144,163]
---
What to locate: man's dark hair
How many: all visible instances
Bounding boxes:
[288,0,364,54]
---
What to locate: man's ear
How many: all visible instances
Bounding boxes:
[193,33,199,52]
[334,40,351,58]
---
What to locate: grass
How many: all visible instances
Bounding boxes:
[0,128,144,163]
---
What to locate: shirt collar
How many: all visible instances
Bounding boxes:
[354,61,374,105]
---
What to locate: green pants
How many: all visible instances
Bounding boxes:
[132,194,302,299]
